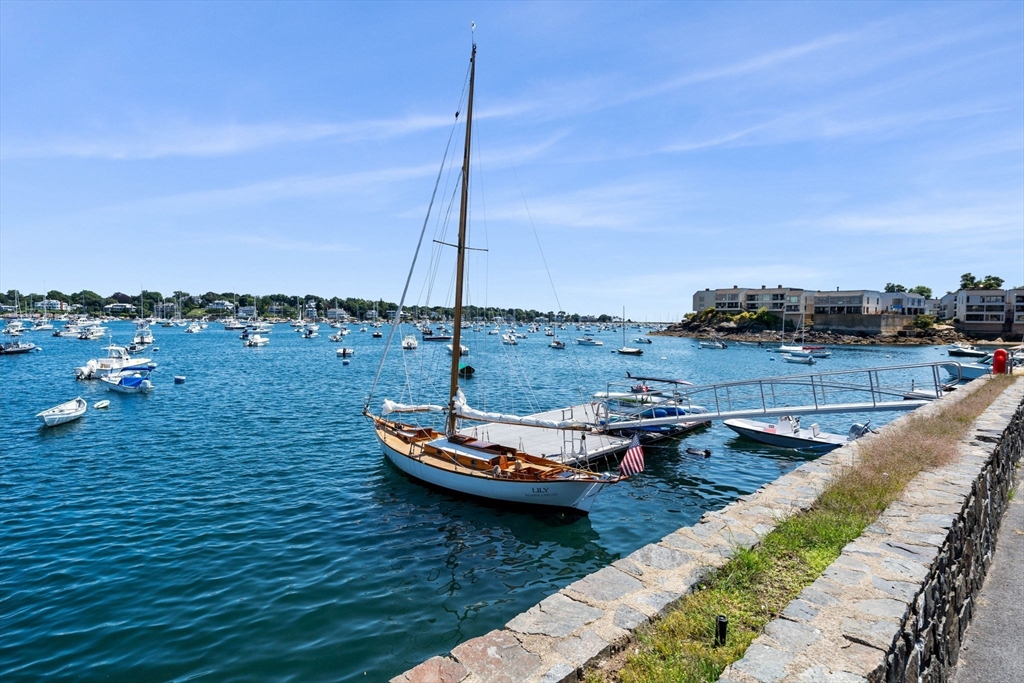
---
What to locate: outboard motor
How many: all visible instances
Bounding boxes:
[849,421,872,440]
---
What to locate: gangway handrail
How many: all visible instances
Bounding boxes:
[595,361,964,432]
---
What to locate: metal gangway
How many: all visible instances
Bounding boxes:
[595,361,966,431]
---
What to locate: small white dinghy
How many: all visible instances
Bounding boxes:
[36,397,87,427]
[94,400,110,409]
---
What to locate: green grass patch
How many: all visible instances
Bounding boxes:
[587,375,1015,683]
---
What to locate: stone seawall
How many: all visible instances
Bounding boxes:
[389,377,1022,683]
[720,378,1023,683]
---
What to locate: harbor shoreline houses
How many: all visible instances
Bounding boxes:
[677,284,1024,343]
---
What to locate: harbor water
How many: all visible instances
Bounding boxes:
[0,323,955,681]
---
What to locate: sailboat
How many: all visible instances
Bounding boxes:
[616,307,642,355]
[364,41,619,514]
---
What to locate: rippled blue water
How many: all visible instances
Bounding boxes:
[0,323,951,681]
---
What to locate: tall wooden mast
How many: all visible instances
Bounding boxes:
[447,42,476,436]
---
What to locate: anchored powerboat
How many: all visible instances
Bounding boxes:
[724,416,871,452]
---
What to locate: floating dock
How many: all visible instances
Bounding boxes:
[458,403,631,467]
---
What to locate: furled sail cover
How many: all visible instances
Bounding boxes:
[381,400,445,416]
[452,389,589,430]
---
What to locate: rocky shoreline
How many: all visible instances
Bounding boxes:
[651,320,1011,346]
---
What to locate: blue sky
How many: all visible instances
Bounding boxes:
[1,1,1021,320]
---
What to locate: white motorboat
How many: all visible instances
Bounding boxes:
[184,321,201,333]
[336,347,356,357]
[101,369,155,394]
[946,342,988,358]
[77,325,107,340]
[93,400,110,409]
[402,335,419,350]
[782,353,816,365]
[549,339,566,349]
[133,327,154,345]
[75,345,155,379]
[328,330,348,342]
[3,321,25,335]
[699,338,727,349]
[501,332,518,345]
[30,320,54,331]
[943,356,995,381]
[53,323,81,337]
[633,337,653,344]
[575,335,603,346]
[245,334,269,347]
[302,326,319,339]
[446,343,469,356]
[725,416,871,452]
[222,318,246,330]
[36,397,87,426]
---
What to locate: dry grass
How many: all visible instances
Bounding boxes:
[586,375,1015,683]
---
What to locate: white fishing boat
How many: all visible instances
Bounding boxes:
[184,321,201,334]
[133,326,154,345]
[244,334,269,347]
[2,321,25,335]
[446,343,469,356]
[222,318,246,330]
[77,325,107,340]
[75,345,155,379]
[699,338,727,349]
[724,416,871,452]
[36,397,87,426]
[100,368,155,394]
[30,320,54,331]
[302,325,319,339]
[53,323,81,337]
[402,335,419,350]
[365,42,620,514]
[946,342,988,358]
[575,335,603,346]
[336,347,356,358]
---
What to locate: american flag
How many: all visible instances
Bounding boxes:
[619,434,645,477]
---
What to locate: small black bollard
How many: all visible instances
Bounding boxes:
[715,614,728,646]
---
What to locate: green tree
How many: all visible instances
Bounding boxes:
[980,275,1004,289]
[909,285,932,299]
[884,283,907,293]
[960,273,979,289]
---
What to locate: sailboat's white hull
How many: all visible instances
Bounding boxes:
[375,433,606,513]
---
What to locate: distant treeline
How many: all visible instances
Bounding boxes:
[1,289,609,322]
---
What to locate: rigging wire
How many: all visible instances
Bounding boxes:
[508,157,590,407]
[365,118,462,411]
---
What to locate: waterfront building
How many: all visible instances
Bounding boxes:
[692,285,812,316]
[237,305,257,318]
[103,302,137,314]
[207,300,235,312]
[879,292,926,315]
[33,299,69,311]
[154,302,177,317]
[813,290,883,315]
[1009,289,1024,336]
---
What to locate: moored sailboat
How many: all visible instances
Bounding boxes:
[365,41,619,513]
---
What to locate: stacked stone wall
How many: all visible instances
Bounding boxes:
[720,379,1023,683]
